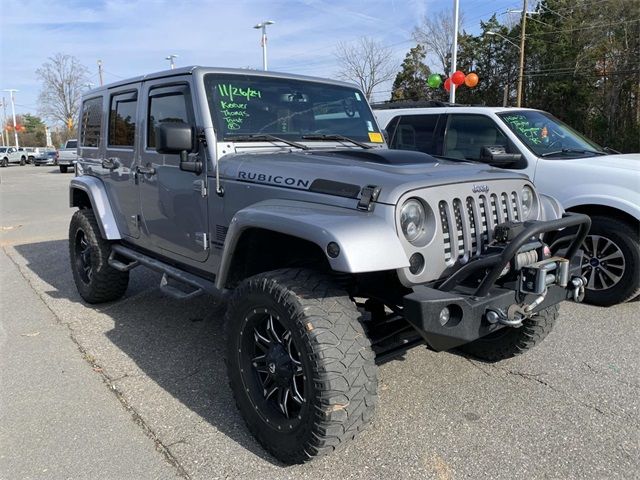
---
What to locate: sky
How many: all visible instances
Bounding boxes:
[0,0,522,122]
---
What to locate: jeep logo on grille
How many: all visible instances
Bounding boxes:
[472,184,489,193]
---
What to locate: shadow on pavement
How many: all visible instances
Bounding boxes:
[13,239,281,465]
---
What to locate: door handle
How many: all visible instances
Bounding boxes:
[136,164,156,175]
[102,157,119,170]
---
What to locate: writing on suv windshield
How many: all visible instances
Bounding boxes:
[498,110,604,158]
[204,73,383,144]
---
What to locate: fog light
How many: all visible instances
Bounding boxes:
[326,242,340,258]
[409,252,425,274]
[439,307,451,326]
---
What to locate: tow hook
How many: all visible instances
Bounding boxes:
[570,276,587,302]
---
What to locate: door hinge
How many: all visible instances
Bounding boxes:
[193,179,208,198]
[357,185,381,211]
[195,232,209,250]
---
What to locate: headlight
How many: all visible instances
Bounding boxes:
[400,199,426,243]
[521,185,536,219]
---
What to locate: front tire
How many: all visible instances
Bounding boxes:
[225,269,377,464]
[581,216,640,306]
[20,156,26,166]
[1,157,8,167]
[69,209,129,303]
[458,305,559,362]
[60,165,68,173]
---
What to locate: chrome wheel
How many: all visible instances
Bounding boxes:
[582,234,625,291]
[239,308,306,424]
[74,230,93,284]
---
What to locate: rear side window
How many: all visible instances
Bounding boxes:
[80,97,103,147]
[109,92,137,147]
[389,115,440,154]
[147,88,192,149]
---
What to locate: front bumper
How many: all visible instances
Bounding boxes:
[403,213,590,351]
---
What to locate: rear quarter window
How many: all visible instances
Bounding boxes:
[80,97,103,148]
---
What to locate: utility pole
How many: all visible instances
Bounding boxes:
[253,20,275,71]
[165,54,178,69]
[3,89,19,147]
[97,60,104,86]
[449,0,459,103]
[0,97,7,147]
[517,0,527,107]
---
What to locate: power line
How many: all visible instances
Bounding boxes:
[525,18,639,36]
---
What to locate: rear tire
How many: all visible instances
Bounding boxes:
[60,165,68,173]
[225,268,377,464]
[458,305,559,362]
[69,209,129,304]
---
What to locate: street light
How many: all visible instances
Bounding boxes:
[253,20,275,71]
[486,30,525,107]
[2,89,19,148]
[165,54,178,69]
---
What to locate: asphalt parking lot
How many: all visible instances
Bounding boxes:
[1,165,638,480]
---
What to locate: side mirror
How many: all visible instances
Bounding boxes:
[480,145,521,167]
[156,123,202,174]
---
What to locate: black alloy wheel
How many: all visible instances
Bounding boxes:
[74,229,93,284]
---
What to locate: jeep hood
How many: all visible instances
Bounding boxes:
[219,148,528,205]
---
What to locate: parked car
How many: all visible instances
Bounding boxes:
[58,139,78,173]
[27,147,53,164]
[68,67,590,463]
[0,146,28,166]
[374,104,640,306]
[33,149,58,166]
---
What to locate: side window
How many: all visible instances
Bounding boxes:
[444,114,510,161]
[80,97,103,147]
[108,92,137,147]
[389,115,440,155]
[147,87,192,149]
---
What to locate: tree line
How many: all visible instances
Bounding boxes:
[379,0,639,152]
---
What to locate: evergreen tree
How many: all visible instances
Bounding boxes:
[390,45,433,101]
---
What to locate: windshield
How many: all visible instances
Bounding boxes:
[204,73,383,144]
[497,110,604,157]
[0,147,6,153]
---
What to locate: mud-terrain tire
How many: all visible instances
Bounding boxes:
[458,305,559,362]
[60,165,68,173]
[225,268,377,464]
[69,209,129,304]
[581,216,639,306]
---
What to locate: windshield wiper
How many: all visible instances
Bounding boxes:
[603,146,620,154]
[224,134,308,150]
[301,134,372,149]
[540,148,606,157]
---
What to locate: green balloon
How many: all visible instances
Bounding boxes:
[427,74,442,88]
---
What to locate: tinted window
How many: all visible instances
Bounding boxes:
[80,97,102,147]
[66,140,78,149]
[147,90,191,148]
[444,114,509,161]
[389,115,440,154]
[109,93,137,147]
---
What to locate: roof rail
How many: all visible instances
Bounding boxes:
[371,100,461,110]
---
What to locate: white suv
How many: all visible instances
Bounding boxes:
[374,105,640,306]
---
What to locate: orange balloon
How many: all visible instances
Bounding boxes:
[465,72,479,88]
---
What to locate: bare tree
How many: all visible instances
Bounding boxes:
[334,37,397,100]
[413,10,465,76]
[36,53,88,129]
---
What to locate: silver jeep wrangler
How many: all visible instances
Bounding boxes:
[69,66,590,463]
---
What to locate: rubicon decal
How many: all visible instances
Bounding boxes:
[238,171,311,189]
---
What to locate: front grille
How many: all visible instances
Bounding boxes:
[440,190,522,265]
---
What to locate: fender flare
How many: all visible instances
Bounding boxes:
[69,176,121,239]
[216,199,409,289]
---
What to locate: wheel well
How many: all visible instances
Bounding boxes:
[224,228,331,288]
[71,188,92,210]
[567,204,638,229]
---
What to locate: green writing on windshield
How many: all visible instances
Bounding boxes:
[503,114,542,145]
[217,84,262,130]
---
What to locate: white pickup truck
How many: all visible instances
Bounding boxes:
[0,146,29,166]
[374,105,640,306]
[57,139,78,173]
